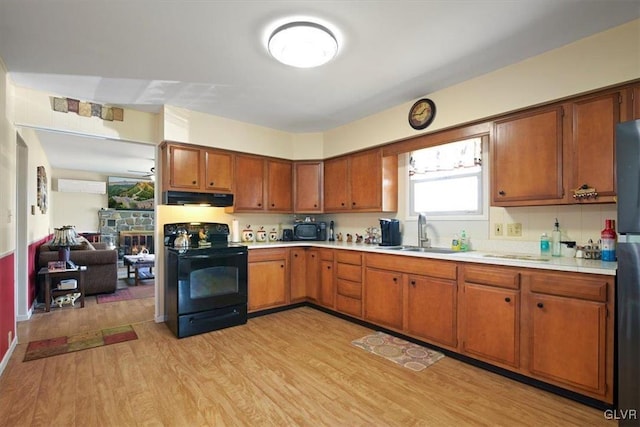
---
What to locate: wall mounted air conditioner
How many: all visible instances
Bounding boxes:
[56,179,106,194]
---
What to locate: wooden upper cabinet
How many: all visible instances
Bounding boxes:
[232,154,292,213]
[164,144,202,190]
[492,106,565,206]
[324,156,350,211]
[324,149,398,213]
[294,161,323,213]
[161,142,234,195]
[350,150,382,210]
[267,159,292,212]
[568,91,621,204]
[204,149,233,193]
[234,154,266,211]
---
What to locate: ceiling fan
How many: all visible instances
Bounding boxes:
[127,167,155,180]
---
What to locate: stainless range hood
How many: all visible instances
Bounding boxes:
[162,191,234,207]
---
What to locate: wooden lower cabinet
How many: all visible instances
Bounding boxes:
[459,264,521,368]
[305,249,320,301]
[406,274,457,348]
[364,267,403,329]
[460,283,520,367]
[290,248,307,303]
[335,250,362,318]
[318,256,335,308]
[523,271,613,403]
[248,249,289,312]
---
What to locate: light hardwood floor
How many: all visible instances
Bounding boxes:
[0,294,614,426]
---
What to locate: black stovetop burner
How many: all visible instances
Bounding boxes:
[163,222,243,250]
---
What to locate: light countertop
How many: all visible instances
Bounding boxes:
[242,241,617,276]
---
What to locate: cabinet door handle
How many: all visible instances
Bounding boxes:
[271,203,275,207]
[537,302,544,308]
[326,266,331,270]
[341,202,345,206]
[314,204,318,208]
[280,265,284,268]
[209,182,214,186]
[392,277,398,283]
[311,254,315,258]
[192,180,197,185]
[352,202,356,206]
[504,297,511,303]
[294,254,298,258]
[499,190,506,196]
[257,203,262,207]
[410,280,416,286]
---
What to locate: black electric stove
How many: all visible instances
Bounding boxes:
[163,222,248,338]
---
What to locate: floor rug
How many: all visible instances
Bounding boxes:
[24,325,138,362]
[96,285,154,304]
[352,331,445,371]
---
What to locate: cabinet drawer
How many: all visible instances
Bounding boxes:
[335,250,362,265]
[336,294,362,317]
[462,265,520,289]
[319,249,334,261]
[366,253,456,280]
[337,263,361,282]
[337,279,361,299]
[248,248,288,262]
[528,273,609,302]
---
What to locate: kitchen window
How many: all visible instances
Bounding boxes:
[409,137,487,219]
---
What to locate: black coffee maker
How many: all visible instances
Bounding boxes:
[379,218,401,246]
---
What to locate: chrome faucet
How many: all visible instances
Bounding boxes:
[418,213,431,248]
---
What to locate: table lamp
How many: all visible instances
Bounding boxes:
[51,226,79,263]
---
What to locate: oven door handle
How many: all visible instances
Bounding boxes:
[179,251,247,260]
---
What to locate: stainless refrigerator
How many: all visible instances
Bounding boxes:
[616,119,640,425]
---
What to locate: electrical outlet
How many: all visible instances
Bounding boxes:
[507,223,522,237]
[494,223,503,236]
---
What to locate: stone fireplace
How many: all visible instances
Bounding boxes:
[98,209,154,258]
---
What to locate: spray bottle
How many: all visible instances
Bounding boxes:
[552,219,562,257]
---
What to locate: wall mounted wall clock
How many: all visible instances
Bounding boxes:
[408,98,436,130]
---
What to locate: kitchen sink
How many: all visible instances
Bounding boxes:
[483,254,550,262]
[381,245,459,254]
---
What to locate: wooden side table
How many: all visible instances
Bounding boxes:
[37,267,86,312]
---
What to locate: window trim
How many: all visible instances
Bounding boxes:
[405,136,489,221]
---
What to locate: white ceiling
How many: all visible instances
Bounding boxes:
[1,0,639,176]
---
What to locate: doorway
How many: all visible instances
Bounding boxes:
[15,134,29,320]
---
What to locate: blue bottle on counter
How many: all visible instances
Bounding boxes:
[540,233,550,256]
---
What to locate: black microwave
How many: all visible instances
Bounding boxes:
[293,222,327,241]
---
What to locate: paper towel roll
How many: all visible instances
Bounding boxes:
[231,219,240,242]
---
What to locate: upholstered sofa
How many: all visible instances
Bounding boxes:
[38,241,118,295]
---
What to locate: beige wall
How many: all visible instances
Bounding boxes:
[323,19,640,157]
[50,169,109,232]
[17,127,52,242]
[13,86,159,144]
[0,58,15,255]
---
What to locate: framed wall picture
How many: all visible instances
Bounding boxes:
[37,166,48,214]
[108,176,154,210]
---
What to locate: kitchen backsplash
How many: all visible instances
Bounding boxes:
[159,202,617,256]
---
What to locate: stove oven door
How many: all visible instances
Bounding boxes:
[175,248,248,314]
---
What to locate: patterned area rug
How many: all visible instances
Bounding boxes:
[352,331,445,371]
[96,284,154,304]
[23,325,138,362]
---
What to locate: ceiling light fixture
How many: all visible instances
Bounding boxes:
[268,21,338,68]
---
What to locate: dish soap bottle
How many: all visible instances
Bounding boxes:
[451,233,460,251]
[601,219,617,261]
[551,219,562,257]
[460,230,468,252]
[540,233,550,257]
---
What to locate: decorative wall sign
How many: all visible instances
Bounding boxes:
[37,166,48,214]
[51,97,124,122]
